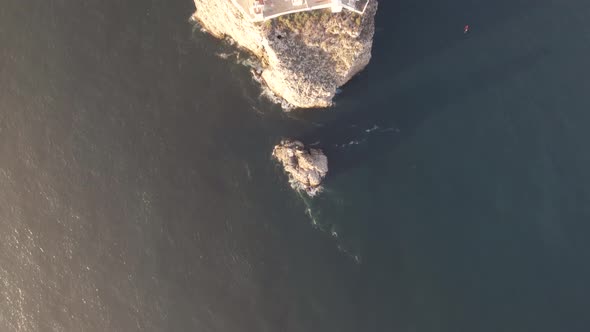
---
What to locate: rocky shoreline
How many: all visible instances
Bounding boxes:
[191,0,377,109]
[191,1,378,193]
[272,140,328,196]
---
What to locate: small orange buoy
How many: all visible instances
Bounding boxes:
[464,25,470,33]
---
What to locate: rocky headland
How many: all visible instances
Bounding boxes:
[191,0,378,108]
[272,140,328,196]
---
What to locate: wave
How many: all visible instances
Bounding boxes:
[297,191,362,264]
[215,51,238,60]
[258,85,295,111]
[335,139,366,148]
[365,124,379,133]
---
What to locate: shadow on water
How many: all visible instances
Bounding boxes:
[281,1,555,328]
[299,46,550,179]
[326,1,559,330]
[272,0,548,269]
[289,46,549,263]
[362,0,542,78]
[290,0,545,171]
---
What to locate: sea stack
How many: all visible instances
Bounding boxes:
[272,140,328,196]
[191,0,378,109]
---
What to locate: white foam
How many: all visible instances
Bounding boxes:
[365,124,379,133]
[258,85,295,111]
[215,52,238,60]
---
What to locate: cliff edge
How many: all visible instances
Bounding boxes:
[191,0,378,108]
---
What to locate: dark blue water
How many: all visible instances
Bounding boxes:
[1,0,590,331]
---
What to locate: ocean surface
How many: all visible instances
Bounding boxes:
[2,0,590,331]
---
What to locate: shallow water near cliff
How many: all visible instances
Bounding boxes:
[2,0,590,331]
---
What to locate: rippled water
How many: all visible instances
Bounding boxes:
[2,0,590,331]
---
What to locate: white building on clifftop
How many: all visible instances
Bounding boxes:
[232,0,370,22]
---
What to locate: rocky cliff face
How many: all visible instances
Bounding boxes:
[191,0,378,109]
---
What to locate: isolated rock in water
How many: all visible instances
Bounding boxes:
[272,140,328,196]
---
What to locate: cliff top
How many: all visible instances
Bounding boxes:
[261,3,376,77]
[232,0,370,22]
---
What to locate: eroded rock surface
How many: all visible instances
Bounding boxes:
[191,0,378,109]
[272,140,328,196]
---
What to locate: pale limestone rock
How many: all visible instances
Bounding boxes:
[191,0,378,109]
[272,140,328,196]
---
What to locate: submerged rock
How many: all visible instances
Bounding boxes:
[272,140,328,196]
[191,0,378,109]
